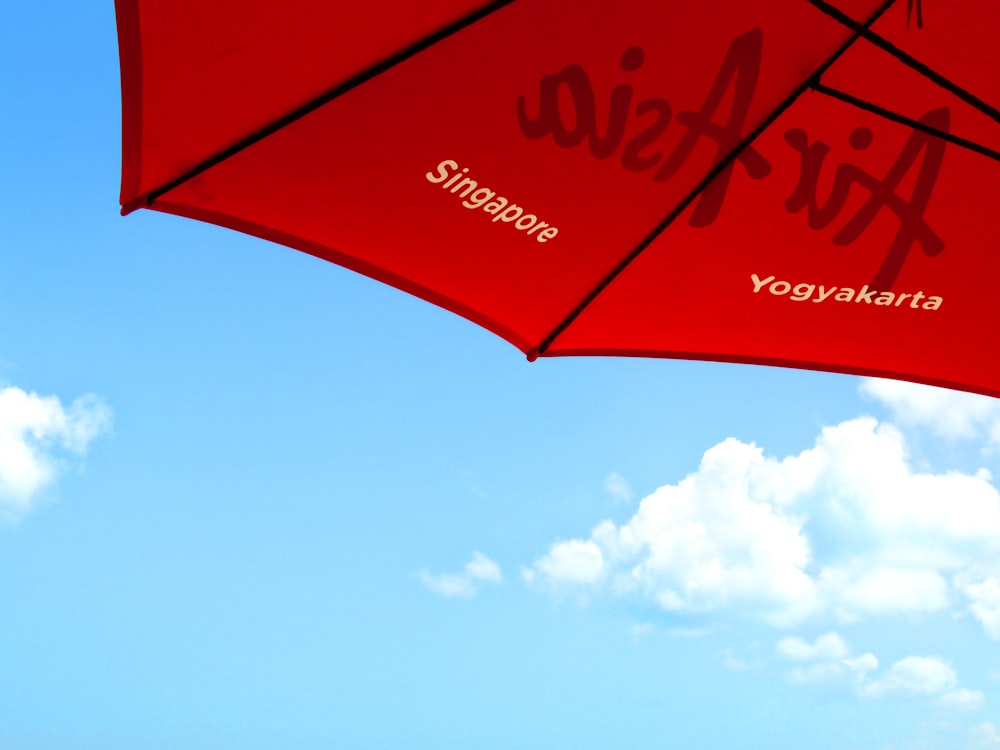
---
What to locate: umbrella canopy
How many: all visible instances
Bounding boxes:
[114,0,1000,395]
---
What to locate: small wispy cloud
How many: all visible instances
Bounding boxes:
[774,633,984,711]
[0,386,112,522]
[630,622,654,643]
[956,574,1000,640]
[776,632,849,662]
[776,631,876,686]
[604,472,633,505]
[419,551,502,599]
[665,626,714,638]
[859,655,985,712]
[717,647,750,672]
[935,688,987,712]
[971,721,1000,749]
[860,655,959,699]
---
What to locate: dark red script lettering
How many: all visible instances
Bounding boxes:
[516,30,949,289]
[516,29,770,227]
[784,108,948,289]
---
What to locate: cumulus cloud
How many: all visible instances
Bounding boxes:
[0,386,111,521]
[522,539,605,587]
[419,551,502,599]
[860,377,1000,441]
[525,434,817,624]
[524,413,1000,634]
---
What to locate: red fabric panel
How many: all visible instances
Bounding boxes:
[547,87,1000,395]
[116,0,1000,395]
[545,3,1000,394]
[115,0,495,205]
[143,0,877,347]
[822,0,1000,153]
[859,0,998,105]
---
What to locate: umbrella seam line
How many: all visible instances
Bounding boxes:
[811,82,1000,162]
[802,0,1000,126]
[530,0,896,359]
[127,0,518,213]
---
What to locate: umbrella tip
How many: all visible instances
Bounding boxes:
[906,0,924,29]
[120,194,150,216]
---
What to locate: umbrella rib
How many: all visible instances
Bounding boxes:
[124,0,517,214]
[812,81,1000,162]
[802,0,1000,126]
[528,0,896,360]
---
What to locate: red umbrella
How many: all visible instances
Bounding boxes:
[114,0,1000,395]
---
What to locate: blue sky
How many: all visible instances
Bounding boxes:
[2,4,1000,749]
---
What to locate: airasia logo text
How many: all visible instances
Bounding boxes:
[515,28,947,290]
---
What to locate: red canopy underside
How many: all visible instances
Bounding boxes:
[115,0,1000,396]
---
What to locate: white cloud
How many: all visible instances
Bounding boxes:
[775,632,876,686]
[777,632,849,661]
[666,626,714,638]
[419,551,502,599]
[820,566,951,619]
[935,688,986,711]
[419,572,478,599]
[604,472,633,505]
[971,721,1000,749]
[523,539,605,586]
[957,575,1000,640]
[465,551,502,582]
[717,647,749,672]
[787,660,849,685]
[630,622,654,643]
[775,637,981,711]
[524,413,1000,634]
[526,435,816,624]
[860,656,958,699]
[0,386,111,521]
[842,652,879,679]
[860,377,1000,440]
